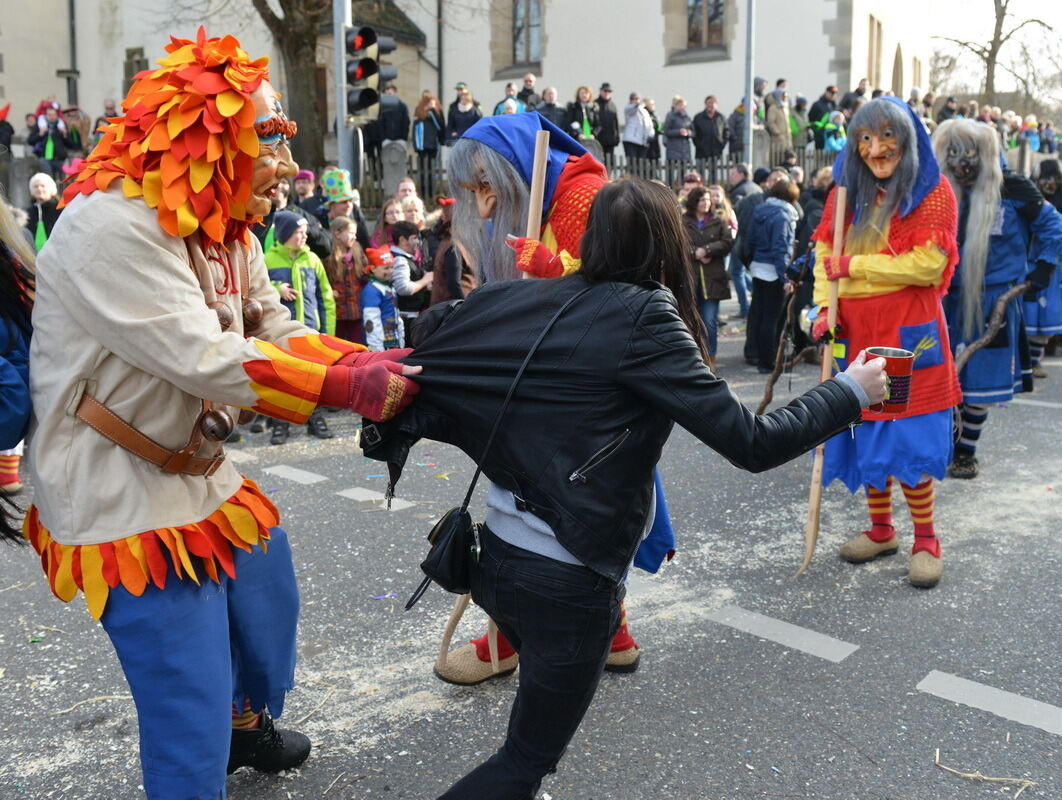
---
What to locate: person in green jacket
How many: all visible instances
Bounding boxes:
[264,211,337,444]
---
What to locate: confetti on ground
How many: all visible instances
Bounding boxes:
[267,488,281,493]
[366,474,385,478]
[435,472,451,480]
[372,592,397,600]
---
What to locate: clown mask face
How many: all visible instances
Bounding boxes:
[249,81,298,218]
[855,123,903,180]
[1038,174,1059,198]
[944,140,980,188]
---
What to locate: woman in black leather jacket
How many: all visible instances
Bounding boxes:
[363,178,886,800]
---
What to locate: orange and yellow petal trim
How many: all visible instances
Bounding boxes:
[242,339,326,423]
[60,27,269,248]
[284,333,366,365]
[23,479,278,621]
[241,334,366,423]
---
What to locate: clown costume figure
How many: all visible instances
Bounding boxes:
[812,97,961,589]
[933,120,1062,479]
[25,30,420,798]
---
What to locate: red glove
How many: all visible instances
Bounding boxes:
[320,361,420,421]
[812,314,831,343]
[507,237,564,279]
[822,255,853,281]
[335,347,414,368]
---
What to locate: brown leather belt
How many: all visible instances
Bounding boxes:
[75,393,226,476]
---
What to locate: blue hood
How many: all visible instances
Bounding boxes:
[832,95,939,220]
[461,113,594,215]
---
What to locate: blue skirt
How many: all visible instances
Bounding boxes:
[1023,273,1062,336]
[944,285,1026,404]
[823,409,953,493]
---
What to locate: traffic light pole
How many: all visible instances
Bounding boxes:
[334,0,354,176]
[744,0,755,166]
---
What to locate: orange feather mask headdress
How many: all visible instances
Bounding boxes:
[61,28,272,246]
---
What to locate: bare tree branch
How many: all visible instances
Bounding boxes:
[998,18,1053,47]
[251,0,285,38]
[933,36,989,59]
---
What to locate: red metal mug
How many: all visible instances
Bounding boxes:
[866,346,914,414]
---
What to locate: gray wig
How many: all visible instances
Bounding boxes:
[447,138,531,283]
[842,99,920,255]
[933,119,1002,338]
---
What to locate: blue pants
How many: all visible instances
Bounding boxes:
[698,297,720,356]
[100,527,299,800]
[729,255,751,315]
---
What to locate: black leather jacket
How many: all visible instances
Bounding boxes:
[362,274,862,582]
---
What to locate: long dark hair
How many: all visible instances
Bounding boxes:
[579,178,709,363]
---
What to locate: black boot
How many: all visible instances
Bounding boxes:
[306,409,334,440]
[227,712,311,774]
[270,421,290,446]
[249,414,266,433]
[948,451,979,479]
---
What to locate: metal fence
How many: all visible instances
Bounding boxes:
[357,145,841,215]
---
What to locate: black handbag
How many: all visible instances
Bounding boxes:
[405,286,591,610]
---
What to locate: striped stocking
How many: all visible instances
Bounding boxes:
[865,478,895,542]
[956,404,989,456]
[901,479,940,557]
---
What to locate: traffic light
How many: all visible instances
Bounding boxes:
[345,26,397,117]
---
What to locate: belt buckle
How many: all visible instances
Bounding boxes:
[206,454,226,476]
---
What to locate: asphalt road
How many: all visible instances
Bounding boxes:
[1,311,1059,800]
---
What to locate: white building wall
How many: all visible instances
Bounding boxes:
[431,1,829,113]
[0,0,75,120]
[74,2,282,122]
[424,0,931,116]
[849,0,931,96]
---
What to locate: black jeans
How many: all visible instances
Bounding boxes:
[746,276,785,369]
[438,526,622,800]
[622,141,647,162]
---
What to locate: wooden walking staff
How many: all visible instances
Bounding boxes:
[796,185,847,577]
[521,129,552,278]
[435,129,555,677]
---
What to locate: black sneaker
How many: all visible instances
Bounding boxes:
[948,451,979,479]
[249,414,266,433]
[306,411,334,440]
[270,422,290,446]
[227,713,311,774]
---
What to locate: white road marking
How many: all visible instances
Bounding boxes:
[1010,397,1062,410]
[226,449,257,464]
[706,605,859,663]
[337,487,415,511]
[262,465,329,484]
[917,670,1062,736]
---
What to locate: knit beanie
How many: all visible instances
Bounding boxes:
[274,211,305,245]
[295,169,315,183]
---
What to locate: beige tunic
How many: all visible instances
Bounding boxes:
[29,188,317,545]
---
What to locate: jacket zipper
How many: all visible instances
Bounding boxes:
[569,428,632,484]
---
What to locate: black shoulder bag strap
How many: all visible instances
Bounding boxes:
[404,286,591,609]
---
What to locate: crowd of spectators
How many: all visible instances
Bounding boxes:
[361,73,1058,196]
